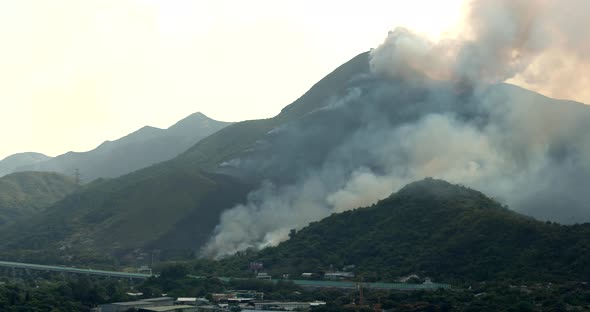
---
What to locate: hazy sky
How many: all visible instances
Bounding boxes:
[0,0,468,160]
[0,0,585,160]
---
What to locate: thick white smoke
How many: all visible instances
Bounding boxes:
[202,0,590,258]
[371,0,590,96]
[370,0,550,85]
[508,0,590,104]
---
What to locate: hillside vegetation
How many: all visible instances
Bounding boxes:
[203,179,590,283]
[0,171,77,225]
[2,49,590,264]
[0,52,371,262]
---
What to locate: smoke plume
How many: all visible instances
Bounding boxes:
[203,0,590,258]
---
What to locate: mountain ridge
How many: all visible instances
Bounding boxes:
[8,112,230,183]
[2,51,590,263]
[0,52,373,262]
[0,153,51,177]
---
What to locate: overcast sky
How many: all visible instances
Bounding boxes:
[0,0,586,160]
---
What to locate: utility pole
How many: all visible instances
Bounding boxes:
[359,281,364,306]
[355,275,365,312]
[74,168,81,186]
[150,252,154,276]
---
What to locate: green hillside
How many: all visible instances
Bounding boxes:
[2,46,590,266]
[0,171,77,225]
[0,52,371,263]
[205,179,590,283]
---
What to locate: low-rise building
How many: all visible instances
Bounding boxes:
[324,271,355,280]
[256,272,271,280]
[195,306,226,312]
[142,297,175,306]
[98,300,156,312]
[97,297,175,312]
[310,301,327,307]
[235,290,264,300]
[228,297,254,304]
[138,305,197,312]
[254,301,311,311]
[212,293,235,302]
[212,290,264,302]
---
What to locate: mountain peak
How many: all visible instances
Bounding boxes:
[167,112,230,134]
[188,111,208,119]
[0,152,52,177]
[390,178,500,210]
[224,178,589,283]
[395,178,467,197]
[278,51,370,120]
[173,112,212,125]
[0,152,50,163]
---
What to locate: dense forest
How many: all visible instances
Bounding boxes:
[194,179,590,283]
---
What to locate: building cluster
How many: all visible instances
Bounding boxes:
[95,297,195,312]
[300,264,356,281]
[95,291,325,312]
[210,290,325,311]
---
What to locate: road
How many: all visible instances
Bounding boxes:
[0,260,451,289]
[0,260,151,279]
[203,276,450,290]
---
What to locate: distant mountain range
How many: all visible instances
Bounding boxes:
[0,112,230,183]
[1,51,590,263]
[202,179,590,283]
[0,171,77,226]
[0,153,51,177]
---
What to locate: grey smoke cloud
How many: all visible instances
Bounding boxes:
[202,0,590,258]
[371,0,590,95]
[510,0,590,105]
[370,0,548,85]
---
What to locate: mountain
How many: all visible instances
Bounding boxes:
[0,52,371,262]
[0,153,51,177]
[208,179,590,283]
[2,50,590,263]
[11,112,230,183]
[0,171,77,225]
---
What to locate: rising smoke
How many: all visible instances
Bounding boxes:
[203,0,590,258]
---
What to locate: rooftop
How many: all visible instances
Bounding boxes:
[142,297,174,302]
[139,305,196,311]
[109,301,154,306]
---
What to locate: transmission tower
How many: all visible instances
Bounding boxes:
[74,168,81,186]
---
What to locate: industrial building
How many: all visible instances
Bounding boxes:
[138,305,197,312]
[253,301,316,311]
[97,297,175,312]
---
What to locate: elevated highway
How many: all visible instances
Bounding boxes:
[0,261,451,290]
[0,260,151,279]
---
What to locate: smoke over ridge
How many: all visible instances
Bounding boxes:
[203,0,590,258]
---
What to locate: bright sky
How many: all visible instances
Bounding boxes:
[0,0,467,160]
